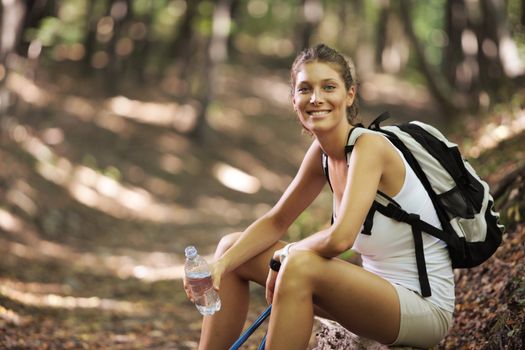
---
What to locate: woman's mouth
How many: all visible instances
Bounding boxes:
[307,110,331,117]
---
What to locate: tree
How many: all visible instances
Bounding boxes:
[1,0,22,116]
[0,0,27,62]
[191,0,237,139]
[296,0,323,50]
[399,0,459,115]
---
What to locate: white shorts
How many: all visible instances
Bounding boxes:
[390,283,453,348]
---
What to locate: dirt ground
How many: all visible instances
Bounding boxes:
[0,62,524,349]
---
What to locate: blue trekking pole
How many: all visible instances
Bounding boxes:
[229,304,272,350]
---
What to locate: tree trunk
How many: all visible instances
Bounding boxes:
[17,0,54,56]
[522,0,525,27]
[296,0,323,50]
[399,0,458,115]
[336,0,348,46]
[477,0,506,92]
[441,0,484,111]
[0,0,26,62]
[479,0,524,78]
[102,0,133,93]
[129,0,153,84]
[209,0,234,63]
[227,0,241,56]
[191,0,235,140]
[443,0,467,87]
[169,0,200,73]
[0,0,28,116]
[82,0,97,72]
[375,0,390,71]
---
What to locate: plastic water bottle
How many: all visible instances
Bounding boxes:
[184,246,221,315]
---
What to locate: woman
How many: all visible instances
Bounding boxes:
[185,44,454,349]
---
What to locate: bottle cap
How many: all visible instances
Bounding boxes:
[185,246,197,258]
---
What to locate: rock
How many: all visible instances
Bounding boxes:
[313,318,420,350]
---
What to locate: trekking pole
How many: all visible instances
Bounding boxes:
[228,304,272,350]
[257,333,267,350]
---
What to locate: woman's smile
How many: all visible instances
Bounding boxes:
[307,109,332,118]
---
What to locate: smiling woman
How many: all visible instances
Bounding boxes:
[292,62,355,136]
[183,44,455,350]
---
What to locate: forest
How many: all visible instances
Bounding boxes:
[0,0,524,349]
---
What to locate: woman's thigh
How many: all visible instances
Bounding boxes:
[218,234,377,321]
[278,250,400,344]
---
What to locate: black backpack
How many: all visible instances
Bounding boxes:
[322,112,505,297]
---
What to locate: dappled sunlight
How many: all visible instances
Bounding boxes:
[0,279,146,315]
[6,73,52,107]
[159,154,183,175]
[360,73,431,109]
[5,180,38,217]
[125,252,214,282]
[0,208,94,262]
[106,96,199,133]
[196,195,270,226]
[0,208,193,282]
[212,162,261,194]
[465,108,525,158]
[93,111,129,134]
[0,208,23,232]
[62,95,98,121]
[207,105,246,133]
[6,72,200,133]
[156,132,190,154]
[8,124,192,223]
[245,75,291,109]
[224,148,291,192]
[0,305,23,325]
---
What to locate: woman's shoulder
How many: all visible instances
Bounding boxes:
[349,128,386,146]
[352,131,392,155]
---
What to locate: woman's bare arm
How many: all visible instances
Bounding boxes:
[214,139,327,277]
[291,134,388,257]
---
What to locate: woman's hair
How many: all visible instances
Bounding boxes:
[290,44,360,125]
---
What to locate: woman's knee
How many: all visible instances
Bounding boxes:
[214,232,242,259]
[275,250,318,297]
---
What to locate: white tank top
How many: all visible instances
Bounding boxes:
[350,137,455,312]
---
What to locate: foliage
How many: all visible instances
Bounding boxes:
[17,1,524,81]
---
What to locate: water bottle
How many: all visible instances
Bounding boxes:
[184,246,221,315]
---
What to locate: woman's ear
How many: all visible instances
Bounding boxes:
[346,85,356,106]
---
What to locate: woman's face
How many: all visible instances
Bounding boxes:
[292,62,355,134]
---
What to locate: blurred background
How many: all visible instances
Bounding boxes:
[0,0,524,349]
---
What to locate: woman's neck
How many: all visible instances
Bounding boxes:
[315,123,354,161]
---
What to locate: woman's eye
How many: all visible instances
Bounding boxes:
[324,85,336,91]
[297,87,310,93]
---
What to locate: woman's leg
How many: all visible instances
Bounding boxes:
[198,232,286,350]
[266,249,400,350]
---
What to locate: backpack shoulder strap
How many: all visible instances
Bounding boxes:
[368,111,391,130]
[321,152,333,192]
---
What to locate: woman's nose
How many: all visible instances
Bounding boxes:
[310,89,323,104]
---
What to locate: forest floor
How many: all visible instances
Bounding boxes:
[0,61,524,349]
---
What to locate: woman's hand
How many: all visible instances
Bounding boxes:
[210,258,228,291]
[265,269,278,304]
[183,258,227,304]
[183,276,194,303]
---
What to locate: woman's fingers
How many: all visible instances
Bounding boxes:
[183,277,195,303]
[265,270,277,304]
[210,259,226,291]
